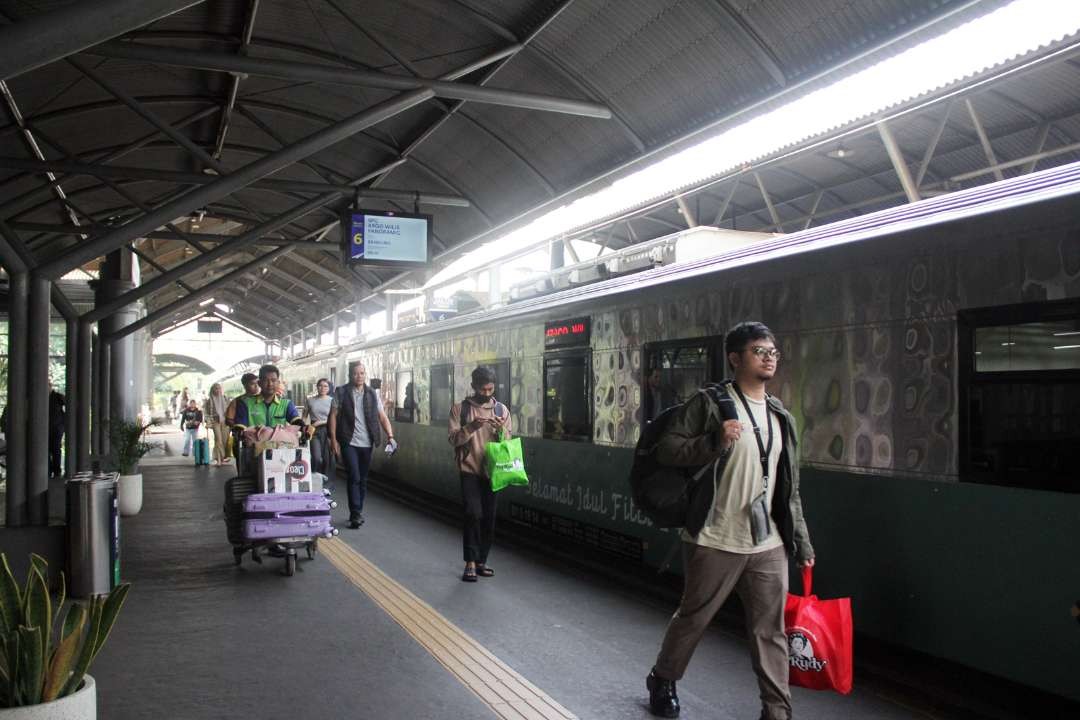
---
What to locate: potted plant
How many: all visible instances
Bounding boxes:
[0,553,130,718]
[107,419,157,516]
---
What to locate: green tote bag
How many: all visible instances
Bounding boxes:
[484,429,529,492]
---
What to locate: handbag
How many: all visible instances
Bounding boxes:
[784,566,854,694]
[483,428,528,492]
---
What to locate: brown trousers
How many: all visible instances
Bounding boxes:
[655,543,791,720]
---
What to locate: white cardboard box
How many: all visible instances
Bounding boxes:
[256,447,314,494]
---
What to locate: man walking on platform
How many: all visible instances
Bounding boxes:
[232,365,299,428]
[645,321,815,720]
[329,363,394,529]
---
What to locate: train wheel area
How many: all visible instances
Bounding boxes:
[83,436,1075,719]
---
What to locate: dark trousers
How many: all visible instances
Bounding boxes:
[341,445,373,518]
[48,429,63,477]
[460,472,496,564]
[310,427,335,490]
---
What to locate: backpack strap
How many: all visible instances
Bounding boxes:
[700,384,726,426]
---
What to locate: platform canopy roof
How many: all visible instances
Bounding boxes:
[1,0,1079,340]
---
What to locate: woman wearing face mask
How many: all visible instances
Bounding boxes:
[304,378,335,488]
[448,366,511,582]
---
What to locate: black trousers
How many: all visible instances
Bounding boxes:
[460,472,496,564]
[48,428,63,477]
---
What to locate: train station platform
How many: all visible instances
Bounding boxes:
[88,435,938,720]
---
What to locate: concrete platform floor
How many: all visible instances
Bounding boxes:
[92,434,929,720]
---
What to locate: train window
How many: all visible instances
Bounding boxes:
[643,341,713,422]
[543,350,592,441]
[395,370,415,423]
[430,365,454,424]
[490,358,511,412]
[959,300,1080,493]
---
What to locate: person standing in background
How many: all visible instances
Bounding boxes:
[48,382,66,477]
[179,399,203,457]
[204,383,230,466]
[304,378,335,488]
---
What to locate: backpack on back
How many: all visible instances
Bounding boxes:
[629,384,733,528]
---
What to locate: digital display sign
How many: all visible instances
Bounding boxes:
[197,319,222,333]
[544,317,590,349]
[341,209,432,268]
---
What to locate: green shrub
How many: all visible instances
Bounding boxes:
[0,553,130,707]
[107,418,158,475]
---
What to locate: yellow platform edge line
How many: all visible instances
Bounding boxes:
[321,538,578,720]
[322,541,574,720]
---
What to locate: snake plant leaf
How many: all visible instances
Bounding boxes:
[90,583,130,661]
[54,572,66,627]
[23,568,50,668]
[59,602,85,643]
[59,595,102,698]
[42,608,85,703]
[6,631,20,707]
[0,554,21,638]
[17,625,43,706]
[27,555,46,580]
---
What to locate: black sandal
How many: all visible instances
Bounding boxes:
[476,565,494,577]
[462,566,478,582]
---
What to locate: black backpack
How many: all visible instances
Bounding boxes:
[629,383,735,528]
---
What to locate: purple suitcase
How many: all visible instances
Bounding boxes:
[241,492,334,541]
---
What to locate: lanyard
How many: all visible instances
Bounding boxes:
[732,384,773,492]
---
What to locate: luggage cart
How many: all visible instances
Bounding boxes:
[223,436,338,576]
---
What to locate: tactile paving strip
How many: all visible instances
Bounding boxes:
[321,538,578,720]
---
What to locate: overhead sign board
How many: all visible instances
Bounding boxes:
[342,209,432,269]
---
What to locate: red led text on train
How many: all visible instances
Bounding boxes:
[545,322,586,338]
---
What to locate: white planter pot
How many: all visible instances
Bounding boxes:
[117,473,143,516]
[0,674,96,719]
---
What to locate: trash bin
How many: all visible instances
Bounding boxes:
[67,472,120,598]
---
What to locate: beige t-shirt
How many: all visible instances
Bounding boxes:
[686,393,783,553]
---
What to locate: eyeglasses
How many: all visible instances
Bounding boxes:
[748,346,781,361]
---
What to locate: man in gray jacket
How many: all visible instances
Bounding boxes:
[646,321,815,720]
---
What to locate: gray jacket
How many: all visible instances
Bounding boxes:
[655,380,814,563]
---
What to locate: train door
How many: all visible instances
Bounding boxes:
[543,350,592,441]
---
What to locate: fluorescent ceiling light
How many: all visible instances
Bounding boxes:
[427,0,1080,289]
[198,297,215,306]
[1053,344,1080,350]
[1052,330,1080,336]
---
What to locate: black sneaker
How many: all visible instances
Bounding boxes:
[647,670,680,718]
[348,513,364,529]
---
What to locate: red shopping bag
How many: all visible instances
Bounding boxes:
[784,566,853,694]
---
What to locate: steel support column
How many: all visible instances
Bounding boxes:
[40,90,435,278]
[51,286,79,478]
[0,0,206,81]
[27,274,51,524]
[4,272,29,526]
[76,320,92,470]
